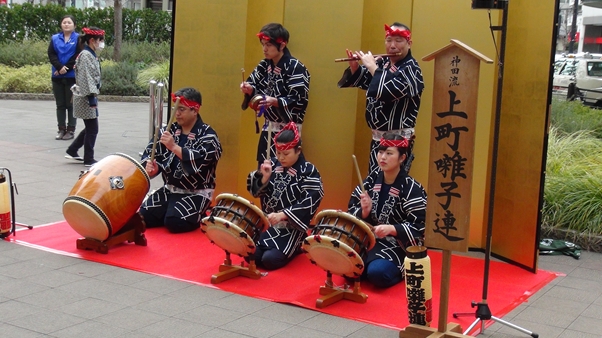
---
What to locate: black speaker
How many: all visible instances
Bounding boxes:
[471,0,507,9]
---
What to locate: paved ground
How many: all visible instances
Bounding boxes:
[0,99,600,337]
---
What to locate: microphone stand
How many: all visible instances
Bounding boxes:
[452,2,538,336]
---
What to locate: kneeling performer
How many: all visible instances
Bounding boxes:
[347,132,426,288]
[246,122,324,270]
[140,87,222,233]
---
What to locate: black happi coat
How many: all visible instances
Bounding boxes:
[142,117,222,191]
[247,153,324,257]
[348,168,427,275]
[242,48,310,162]
[338,50,424,132]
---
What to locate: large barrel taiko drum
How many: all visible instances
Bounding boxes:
[62,153,150,241]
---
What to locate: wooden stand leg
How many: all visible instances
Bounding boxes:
[316,272,368,308]
[399,323,465,338]
[75,213,146,254]
[211,251,262,284]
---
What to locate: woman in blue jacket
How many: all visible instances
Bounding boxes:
[48,15,80,140]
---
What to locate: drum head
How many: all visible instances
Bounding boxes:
[201,216,256,257]
[314,209,376,250]
[302,234,365,278]
[214,193,270,232]
[63,197,112,241]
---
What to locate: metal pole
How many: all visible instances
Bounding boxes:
[569,0,578,53]
[148,80,157,141]
[156,83,165,131]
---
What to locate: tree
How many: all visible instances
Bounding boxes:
[113,0,123,61]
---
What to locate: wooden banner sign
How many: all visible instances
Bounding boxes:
[422,40,493,253]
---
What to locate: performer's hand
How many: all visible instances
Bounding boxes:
[240,82,253,95]
[346,48,360,73]
[145,160,159,176]
[373,224,397,238]
[357,50,377,74]
[159,130,176,151]
[261,96,278,109]
[59,66,68,75]
[267,212,287,225]
[360,192,372,219]
[260,159,272,184]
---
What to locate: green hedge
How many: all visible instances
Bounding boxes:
[0,3,172,44]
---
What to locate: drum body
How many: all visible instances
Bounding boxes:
[201,193,269,257]
[248,94,263,111]
[63,153,150,241]
[302,210,376,278]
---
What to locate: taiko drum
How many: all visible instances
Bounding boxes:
[62,153,150,241]
[303,209,376,278]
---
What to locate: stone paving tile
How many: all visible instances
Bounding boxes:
[135,317,213,337]
[0,323,46,338]
[219,314,291,338]
[271,325,344,338]
[94,307,168,331]
[5,310,87,335]
[48,319,130,338]
[16,288,88,310]
[297,313,367,337]
[57,297,128,320]
[132,294,204,316]
[250,302,320,325]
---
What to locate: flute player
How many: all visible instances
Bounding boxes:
[338,22,424,175]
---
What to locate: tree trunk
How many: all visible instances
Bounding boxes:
[113,0,123,61]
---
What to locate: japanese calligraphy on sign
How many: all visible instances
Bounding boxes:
[423,40,492,252]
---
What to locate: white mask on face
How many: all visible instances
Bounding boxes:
[97,41,105,51]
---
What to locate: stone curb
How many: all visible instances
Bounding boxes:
[0,93,149,102]
[541,226,602,253]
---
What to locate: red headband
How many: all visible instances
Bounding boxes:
[384,24,411,41]
[380,137,409,148]
[257,32,284,44]
[171,93,201,111]
[274,122,300,151]
[82,27,105,36]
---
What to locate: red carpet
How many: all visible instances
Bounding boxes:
[10,221,558,331]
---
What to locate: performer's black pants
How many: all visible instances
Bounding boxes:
[68,117,98,163]
[140,188,207,234]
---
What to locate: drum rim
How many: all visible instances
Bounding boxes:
[302,235,365,278]
[201,215,256,256]
[314,209,376,250]
[111,152,151,188]
[214,193,270,232]
[63,195,112,239]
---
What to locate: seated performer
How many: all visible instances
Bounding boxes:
[347,132,426,288]
[140,87,222,233]
[246,122,324,270]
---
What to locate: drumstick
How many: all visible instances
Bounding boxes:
[241,68,245,82]
[352,155,366,194]
[266,123,272,161]
[167,97,181,127]
[150,97,180,162]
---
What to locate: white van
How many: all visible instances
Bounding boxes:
[553,53,602,107]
